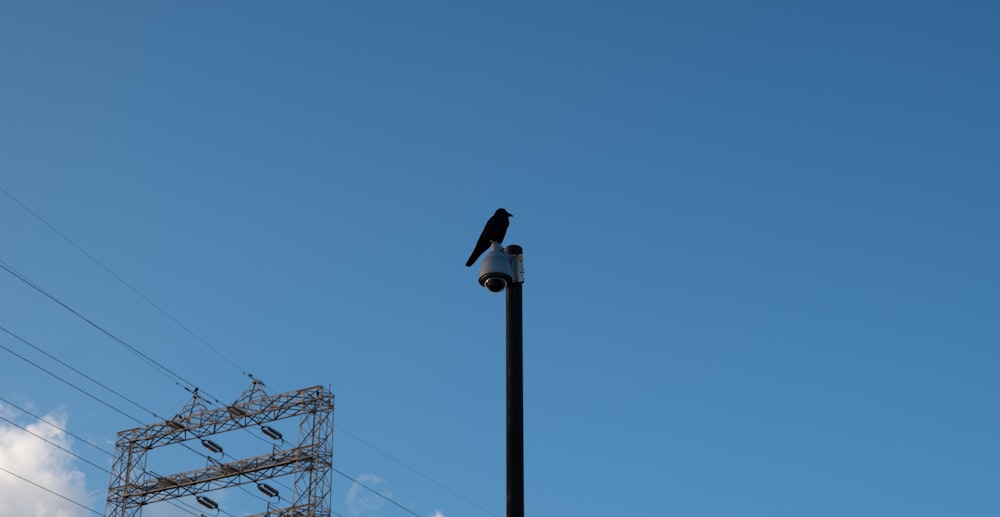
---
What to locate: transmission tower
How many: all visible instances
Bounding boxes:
[105,381,334,517]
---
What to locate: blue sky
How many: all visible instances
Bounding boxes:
[1,2,997,516]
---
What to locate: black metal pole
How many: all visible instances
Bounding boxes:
[505,245,524,517]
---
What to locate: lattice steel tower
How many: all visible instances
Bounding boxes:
[106,381,334,516]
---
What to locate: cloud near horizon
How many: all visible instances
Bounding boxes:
[0,404,93,517]
[345,472,391,517]
[344,472,447,517]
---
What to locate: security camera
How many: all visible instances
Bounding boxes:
[478,243,514,293]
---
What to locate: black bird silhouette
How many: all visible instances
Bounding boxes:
[465,208,513,267]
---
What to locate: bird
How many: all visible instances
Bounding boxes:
[466,208,513,267]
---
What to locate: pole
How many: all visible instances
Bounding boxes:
[505,244,524,517]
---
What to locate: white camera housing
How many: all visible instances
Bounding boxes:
[478,243,514,293]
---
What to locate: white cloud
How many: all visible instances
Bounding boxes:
[428,511,447,517]
[0,404,93,517]
[345,473,393,517]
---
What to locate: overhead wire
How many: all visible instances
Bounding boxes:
[0,186,499,517]
[0,325,293,514]
[3,424,241,517]
[0,184,249,376]
[0,326,439,517]
[0,269,303,513]
[0,333,146,423]
[0,436,201,517]
[0,338,232,516]
[0,464,103,516]
[2,394,238,515]
[0,258,212,399]
[337,424,501,517]
[0,323,165,422]
[0,413,109,473]
[0,394,111,456]
[333,467,424,517]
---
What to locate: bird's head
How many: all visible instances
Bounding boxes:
[496,208,513,218]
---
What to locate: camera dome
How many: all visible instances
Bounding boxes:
[482,275,508,292]
[478,243,514,293]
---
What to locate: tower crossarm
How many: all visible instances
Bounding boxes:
[113,443,322,505]
[118,385,328,448]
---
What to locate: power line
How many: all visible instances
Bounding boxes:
[0,333,147,424]
[1,330,320,516]
[0,327,262,474]
[0,259,192,389]
[0,464,103,516]
[0,184,249,376]
[333,467,424,517]
[0,268,489,517]
[0,323,164,422]
[0,328,224,517]
[1,187,497,517]
[0,327,228,472]
[0,403,234,517]
[0,257,227,406]
[0,328,456,517]
[1,396,244,516]
[337,425,500,517]
[0,325,300,513]
[0,394,111,456]
[0,189,305,513]
[0,413,109,473]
